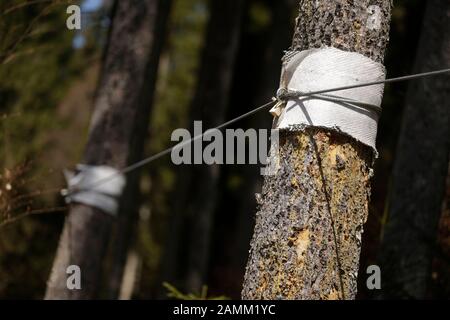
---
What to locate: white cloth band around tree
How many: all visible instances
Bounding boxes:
[62,164,126,215]
[271,47,386,153]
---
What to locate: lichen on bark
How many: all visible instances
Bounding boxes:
[242,0,391,300]
[291,0,391,64]
[242,129,372,299]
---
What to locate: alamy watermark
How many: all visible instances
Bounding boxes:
[66,5,81,30]
[170,121,280,176]
[366,265,381,290]
[66,265,81,290]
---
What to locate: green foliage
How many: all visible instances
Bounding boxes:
[0,1,92,166]
[163,282,229,300]
[0,0,99,298]
[248,1,271,32]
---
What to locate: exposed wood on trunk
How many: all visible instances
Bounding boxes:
[379,0,450,299]
[242,0,391,300]
[45,0,167,299]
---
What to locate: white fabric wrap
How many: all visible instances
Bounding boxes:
[275,47,386,152]
[63,164,126,215]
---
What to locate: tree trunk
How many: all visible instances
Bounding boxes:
[431,162,450,298]
[182,0,246,293]
[157,0,245,294]
[378,0,450,299]
[45,0,167,299]
[230,0,295,291]
[106,0,172,300]
[242,0,391,300]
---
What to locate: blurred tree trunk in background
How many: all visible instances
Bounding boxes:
[184,0,246,293]
[242,0,391,300]
[378,0,450,299]
[107,0,172,300]
[45,0,168,299]
[431,163,450,298]
[229,0,296,292]
[158,0,245,294]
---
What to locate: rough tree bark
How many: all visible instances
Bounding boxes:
[158,0,245,294]
[242,0,391,300]
[378,0,450,299]
[45,0,167,299]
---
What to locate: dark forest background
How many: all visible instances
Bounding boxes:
[0,0,448,299]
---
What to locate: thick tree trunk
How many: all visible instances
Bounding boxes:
[158,0,245,294]
[378,0,450,299]
[242,0,391,300]
[45,0,166,299]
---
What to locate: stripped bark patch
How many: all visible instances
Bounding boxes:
[242,128,373,299]
[288,228,310,264]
